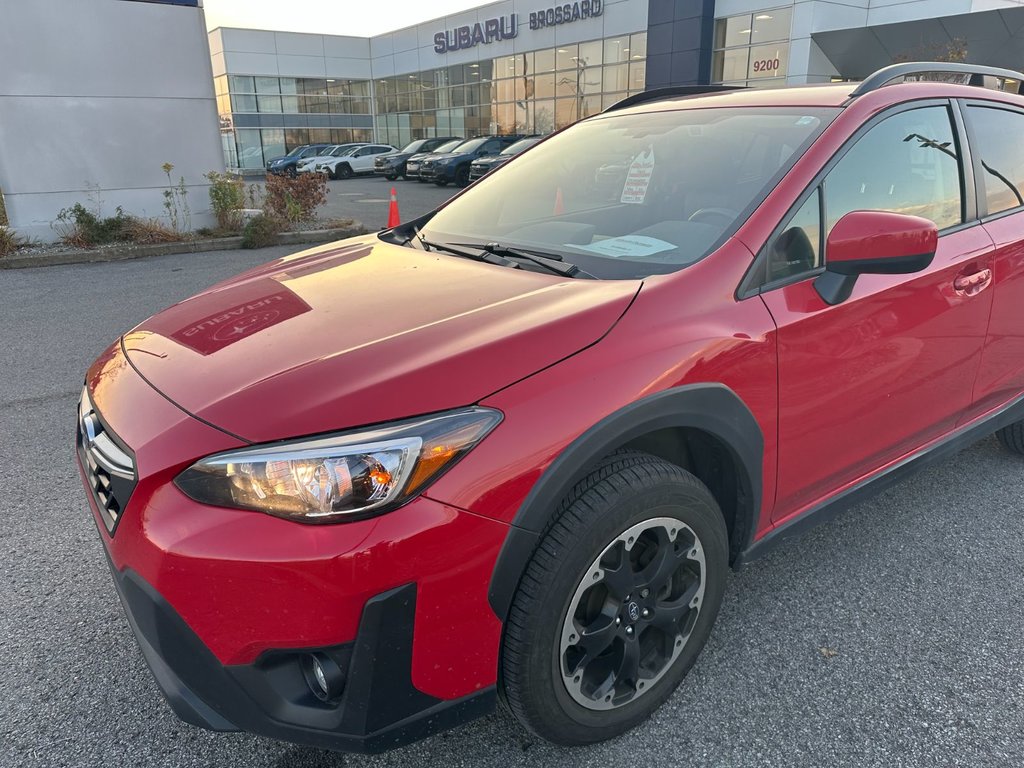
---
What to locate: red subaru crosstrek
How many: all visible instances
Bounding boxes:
[79,62,1024,752]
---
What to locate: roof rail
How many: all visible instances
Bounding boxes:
[850,62,1024,98]
[603,85,744,113]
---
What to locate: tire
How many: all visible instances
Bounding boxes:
[455,165,471,187]
[288,167,298,179]
[326,166,337,180]
[501,450,728,746]
[336,163,353,180]
[996,421,1024,454]
[385,174,397,181]
[435,179,448,187]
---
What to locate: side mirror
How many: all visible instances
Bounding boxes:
[815,210,938,305]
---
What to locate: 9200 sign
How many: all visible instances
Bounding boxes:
[752,57,782,73]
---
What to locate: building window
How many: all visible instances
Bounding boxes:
[712,7,791,87]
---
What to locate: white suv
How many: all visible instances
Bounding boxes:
[296,144,367,175]
[317,144,396,179]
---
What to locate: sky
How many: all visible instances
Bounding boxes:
[203,0,489,37]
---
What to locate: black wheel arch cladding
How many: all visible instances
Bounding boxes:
[487,383,763,620]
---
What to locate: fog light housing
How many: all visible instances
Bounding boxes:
[302,652,345,701]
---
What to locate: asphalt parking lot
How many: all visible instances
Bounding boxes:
[319,173,457,229]
[2,246,1023,768]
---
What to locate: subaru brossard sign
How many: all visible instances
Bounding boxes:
[433,0,603,53]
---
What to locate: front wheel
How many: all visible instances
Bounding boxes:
[455,166,470,187]
[385,174,397,181]
[501,451,728,746]
[336,164,353,180]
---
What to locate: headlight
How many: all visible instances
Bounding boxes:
[175,408,501,522]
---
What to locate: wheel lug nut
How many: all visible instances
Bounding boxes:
[625,626,634,635]
[615,617,621,625]
[640,588,649,598]
[641,608,650,618]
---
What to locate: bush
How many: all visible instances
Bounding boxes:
[122,217,181,245]
[241,213,283,249]
[263,173,327,223]
[53,202,184,248]
[0,189,8,227]
[0,226,28,258]
[54,203,132,247]
[205,171,247,231]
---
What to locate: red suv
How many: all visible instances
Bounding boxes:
[78,63,1024,753]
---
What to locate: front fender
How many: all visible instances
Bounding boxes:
[485,383,763,621]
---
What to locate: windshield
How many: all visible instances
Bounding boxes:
[502,137,541,156]
[430,139,465,154]
[402,140,427,153]
[419,107,837,279]
[284,146,306,158]
[451,138,487,154]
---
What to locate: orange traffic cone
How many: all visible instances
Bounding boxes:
[553,186,565,215]
[387,187,401,228]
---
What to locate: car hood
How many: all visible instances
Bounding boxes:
[123,235,639,443]
[378,152,410,162]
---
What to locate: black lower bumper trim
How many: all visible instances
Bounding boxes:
[107,562,495,753]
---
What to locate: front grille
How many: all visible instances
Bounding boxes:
[78,389,137,534]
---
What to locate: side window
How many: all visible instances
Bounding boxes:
[480,140,502,154]
[824,106,963,233]
[965,105,1024,215]
[355,147,371,157]
[766,187,822,282]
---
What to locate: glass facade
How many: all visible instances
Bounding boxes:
[374,31,647,147]
[712,7,792,89]
[215,75,374,169]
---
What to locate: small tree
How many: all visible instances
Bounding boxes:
[205,171,247,231]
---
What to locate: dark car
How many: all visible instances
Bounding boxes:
[266,144,332,177]
[374,137,461,180]
[78,62,1024,754]
[468,135,542,181]
[404,138,465,181]
[420,135,522,186]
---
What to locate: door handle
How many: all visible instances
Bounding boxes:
[954,268,992,297]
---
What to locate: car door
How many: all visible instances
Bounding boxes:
[754,102,995,523]
[959,101,1024,419]
[349,146,375,172]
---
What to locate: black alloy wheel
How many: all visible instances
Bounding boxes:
[455,165,471,187]
[501,451,728,746]
[336,163,353,180]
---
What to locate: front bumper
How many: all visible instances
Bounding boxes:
[105,560,495,753]
[78,341,509,751]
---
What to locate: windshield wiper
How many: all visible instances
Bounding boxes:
[416,235,518,268]
[449,242,595,279]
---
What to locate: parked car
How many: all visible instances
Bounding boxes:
[79,63,1024,754]
[374,137,462,180]
[420,135,522,186]
[296,144,367,174]
[404,138,465,181]
[266,144,332,177]
[468,135,542,181]
[316,143,396,179]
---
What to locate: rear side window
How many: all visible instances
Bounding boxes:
[825,106,963,232]
[965,105,1024,216]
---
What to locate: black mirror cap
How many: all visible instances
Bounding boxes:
[814,250,935,305]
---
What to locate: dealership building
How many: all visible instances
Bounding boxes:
[210,0,1024,171]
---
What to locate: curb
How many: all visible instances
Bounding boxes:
[0,225,366,270]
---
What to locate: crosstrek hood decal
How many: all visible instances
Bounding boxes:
[123,236,639,444]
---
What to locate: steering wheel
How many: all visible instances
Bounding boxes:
[687,208,739,226]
